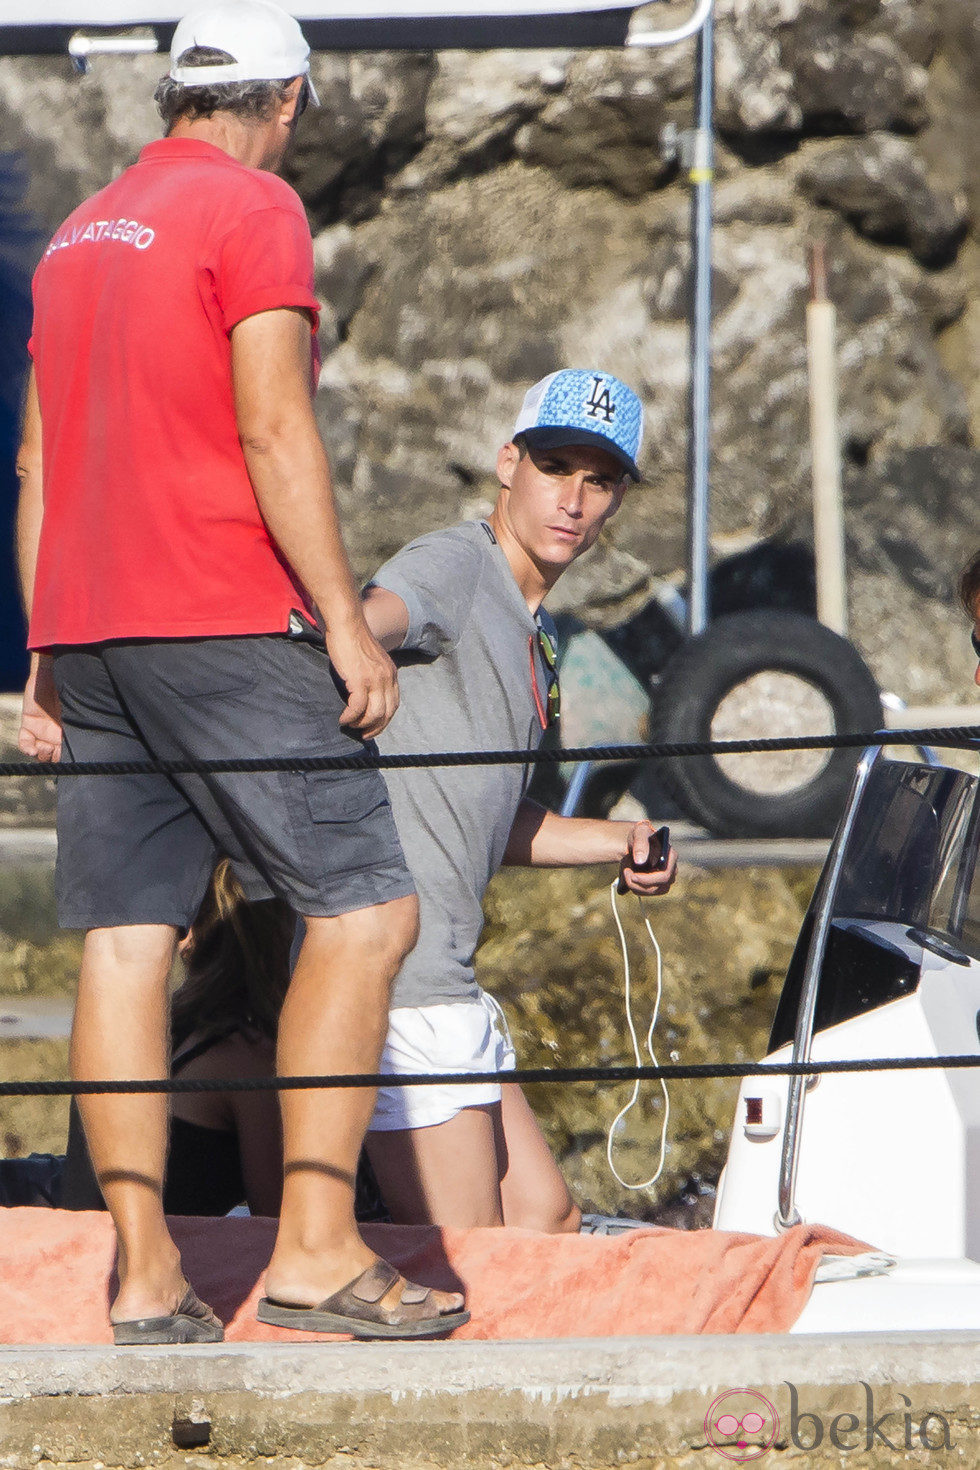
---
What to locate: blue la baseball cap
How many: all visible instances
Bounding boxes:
[512,369,644,481]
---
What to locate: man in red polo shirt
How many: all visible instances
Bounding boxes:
[16,0,465,1343]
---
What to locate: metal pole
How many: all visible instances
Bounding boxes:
[560,759,594,817]
[775,744,881,1230]
[685,7,714,637]
[807,240,848,636]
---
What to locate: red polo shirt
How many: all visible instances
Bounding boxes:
[28,137,321,649]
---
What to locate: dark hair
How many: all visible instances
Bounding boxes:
[154,46,296,128]
[960,551,980,617]
[170,859,294,1050]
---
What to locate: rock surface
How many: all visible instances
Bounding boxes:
[797,132,968,267]
[2,2,979,702]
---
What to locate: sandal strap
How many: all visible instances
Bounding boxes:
[332,1260,402,1308]
[316,1262,442,1325]
[175,1288,221,1325]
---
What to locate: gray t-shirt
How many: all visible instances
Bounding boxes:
[370,520,556,1008]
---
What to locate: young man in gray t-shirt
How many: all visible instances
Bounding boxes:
[361,370,676,1233]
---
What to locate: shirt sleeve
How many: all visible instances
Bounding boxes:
[215,203,320,334]
[368,534,485,657]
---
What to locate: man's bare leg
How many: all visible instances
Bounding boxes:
[498,1084,581,1233]
[367,1104,505,1229]
[265,895,461,1317]
[71,924,187,1324]
[367,1086,580,1233]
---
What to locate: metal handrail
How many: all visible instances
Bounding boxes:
[64,0,718,68]
[628,0,714,48]
[68,32,159,73]
[774,743,882,1231]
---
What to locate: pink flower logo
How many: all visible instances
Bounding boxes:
[705,1389,779,1462]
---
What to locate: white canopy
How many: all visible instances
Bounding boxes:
[0,1,648,54]
[5,0,635,17]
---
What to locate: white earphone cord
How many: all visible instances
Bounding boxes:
[607,877,669,1191]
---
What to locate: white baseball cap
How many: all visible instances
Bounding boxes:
[170,0,319,104]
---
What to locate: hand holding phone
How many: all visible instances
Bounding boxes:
[634,824,670,872]
[618,824,671,893]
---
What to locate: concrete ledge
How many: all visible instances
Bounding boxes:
[883,704,980,730]
[0,829,57,862]
[1,1333,978,1467]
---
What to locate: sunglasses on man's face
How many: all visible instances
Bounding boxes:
[293,77,312,121]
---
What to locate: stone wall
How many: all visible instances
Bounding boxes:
[2,0,979,701]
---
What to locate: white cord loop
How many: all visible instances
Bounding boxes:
[607,878,670,1191]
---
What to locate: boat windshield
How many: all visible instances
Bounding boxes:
[769,757,980,1052]
[833,759,980,956]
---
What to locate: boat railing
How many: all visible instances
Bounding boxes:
[774,743,883,1232]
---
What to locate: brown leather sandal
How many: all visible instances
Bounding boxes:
[257,1260,470,1339]
[112,1286,224,1345]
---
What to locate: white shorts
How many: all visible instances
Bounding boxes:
[367,991,516,1132]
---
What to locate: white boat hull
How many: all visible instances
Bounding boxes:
[793,1257,980,1333]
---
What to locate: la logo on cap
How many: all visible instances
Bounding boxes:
[584,375,616,424]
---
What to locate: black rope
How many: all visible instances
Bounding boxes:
[4,730,979,1099]
[4,1053,980,1097]
[1,726,979,778]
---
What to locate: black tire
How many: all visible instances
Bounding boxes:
[579,762,641,818]
[650,610,882,838]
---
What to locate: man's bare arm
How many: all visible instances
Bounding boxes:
[16,367,43,614]
[15,367,61,762]
[502,798,676,896]
[361,586,410,652]
[231,307,398,738]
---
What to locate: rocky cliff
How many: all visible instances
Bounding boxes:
[4,0,978,701]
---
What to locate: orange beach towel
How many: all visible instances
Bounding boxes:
[0,1210,867,1343]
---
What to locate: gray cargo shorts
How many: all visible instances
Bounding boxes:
[51,635,415,930]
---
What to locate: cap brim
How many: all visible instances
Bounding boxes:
[520,427,641,481]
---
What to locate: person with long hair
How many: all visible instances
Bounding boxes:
[61,861,292,1217]
[58,861,381,1226]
